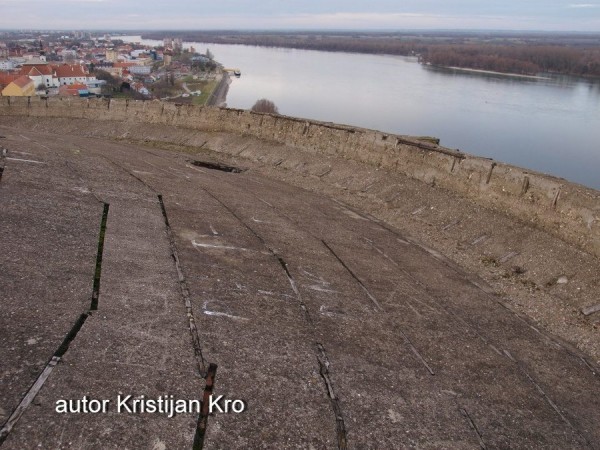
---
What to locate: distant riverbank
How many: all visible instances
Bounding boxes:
[140,31,600,79]
[428,64,552,80]
[122,35,600,189]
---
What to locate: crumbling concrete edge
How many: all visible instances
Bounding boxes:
[1,96,598,258]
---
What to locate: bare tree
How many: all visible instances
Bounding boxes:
[251,98,279,114]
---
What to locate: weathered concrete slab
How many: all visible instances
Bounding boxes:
[0,135,101,430]
[3,200,202,449]
[1,126,599,449]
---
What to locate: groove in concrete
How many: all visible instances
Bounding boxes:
[276,256,312,324]
[0,203,110,445]
[399,329,436,376]
[157,194,207,377]
[317,344,347,450]
[90,203,109,310]
[501,347,591,446]
[321,240,383,311]
[198,187,348,449]
[0,147,6,182]
[461,408,487,449]
[193,363,218,450]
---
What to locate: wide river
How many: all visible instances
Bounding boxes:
[123,36,600,189]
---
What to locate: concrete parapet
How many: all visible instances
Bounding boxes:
[1,96,598,256]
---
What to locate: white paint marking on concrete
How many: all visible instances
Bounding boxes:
[406,301,423,318]
[471,234,489,245]
[251,217,272,224]
[301,269,332,285]
[18,134,31,141]
[258,290,275,296]
[192,240,247,251]
[258,198,273,207]
[6,157,45,164]
[202,301,248,321]
[132,170,154,175]
[308,284,339,294]
[209,225,219,235]
[319,305,338,318]
[203,310,249,320]
[10,150,34,156]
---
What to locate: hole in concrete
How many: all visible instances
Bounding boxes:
[190,160,245,173]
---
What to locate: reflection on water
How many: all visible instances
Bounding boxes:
[123,36,600,189]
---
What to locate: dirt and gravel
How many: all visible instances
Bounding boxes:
[0,121,599,449]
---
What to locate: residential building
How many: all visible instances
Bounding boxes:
[60,49,78,61]
[1,75,35,96]
[105,49,118,62]
[54,64,96,86]
[19,64,55,88]
[0,60,14,70]
[129,65,152,75]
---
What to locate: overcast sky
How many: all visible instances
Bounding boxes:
[1,0,599,31]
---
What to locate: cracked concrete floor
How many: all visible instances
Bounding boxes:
[0,128,599,449]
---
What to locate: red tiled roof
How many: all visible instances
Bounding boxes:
[19,65,53,76]
[0,72,18,86]
[53,64,89,78]
[58,83,88,96]
[13,75,33,89]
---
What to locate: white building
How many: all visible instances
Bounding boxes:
[0,60,15,70]
[129,65,152,75]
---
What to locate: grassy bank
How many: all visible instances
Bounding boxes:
[182,75,220,106]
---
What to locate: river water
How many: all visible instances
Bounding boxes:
[122,36,600,189]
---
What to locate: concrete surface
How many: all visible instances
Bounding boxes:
[0,123,599,449]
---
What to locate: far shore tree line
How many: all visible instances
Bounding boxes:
[143,32,600,78]
[423,44,600,77]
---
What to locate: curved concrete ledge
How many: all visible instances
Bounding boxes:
[1,96,598,258]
